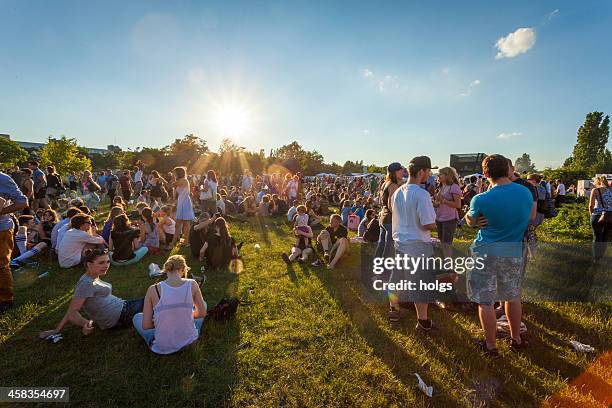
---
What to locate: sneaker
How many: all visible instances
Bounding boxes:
[415,320,439,334]
[0,301,15,314]
[388,308,400,322]
[474,339,501,360]
[311,259,322,267]
[281,253,291,264]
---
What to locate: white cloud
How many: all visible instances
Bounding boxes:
[545,9,559,21]
[378,75,400,92]
[495,27,536,59]
[362,68,374,78]
[470,79,481,87]
[441,67,451,75]
[497,131,523,139]
[362,129,371,135]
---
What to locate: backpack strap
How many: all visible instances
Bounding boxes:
[154,283,160,299]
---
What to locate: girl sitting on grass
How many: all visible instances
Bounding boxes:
[109,214,148,266]
[101,206,125,244]
[132,255,207,354]
[139,207,160,254]
[157,205,176,250]
[282,206,314,264]
[39,249,144,339]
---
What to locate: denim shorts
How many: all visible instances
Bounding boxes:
[467,255,524,305]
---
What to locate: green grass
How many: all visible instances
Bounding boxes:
[0,204,610,407]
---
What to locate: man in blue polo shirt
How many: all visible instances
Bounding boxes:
[0,171,29,314]
[466,154,532,358]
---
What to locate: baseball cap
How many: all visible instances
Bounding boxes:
[408,156,438,170]
[387,162,404,173]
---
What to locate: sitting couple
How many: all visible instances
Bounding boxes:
[190,212,241,271]
[40,251,206,355]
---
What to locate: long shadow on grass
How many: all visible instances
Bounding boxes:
[0,252,242,406]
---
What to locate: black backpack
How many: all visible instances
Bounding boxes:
[208,297,242,321]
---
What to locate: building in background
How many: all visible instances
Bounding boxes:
[1,133,113,157]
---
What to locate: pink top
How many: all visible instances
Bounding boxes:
[436,183,462,222]
[152,280,199,354]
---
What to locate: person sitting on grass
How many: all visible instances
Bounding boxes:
[305,200,322,228]
[139,207,160,255]
[282,209,313,264]
[341,200,352,226]
[313,214,349,270]
[240,195,257,217]
[200,217,239,271]
[191,212,214,261]
[350,197,366,220]
[272,194,288,216]
[132,255,207,354]
[358,209,376,238]
[287,199,298,222]
[57,214,106,268]
[109,214,148,266]
[101,206,125,244]
[112,195,126,209]
[10,215,48,268]
[257,195,271,216]
[39,249,144,339]
[52,207,82,251]
[157,205,176,250]
[36,209,58,246]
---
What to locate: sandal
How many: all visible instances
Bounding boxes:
[474,339,501,360]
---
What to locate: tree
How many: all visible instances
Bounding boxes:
[164,134,209,171]
[514,153,536,173]
[38,136,91,174]
[90,152,118,170]
[0,137,28,168]
[567,112,610,173]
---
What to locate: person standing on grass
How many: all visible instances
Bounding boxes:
[555,179,566,208]
[434,166,462,260]
[119,170,133,203]
[133,165,143,197]
[465,154,532,358]
[375,162,404,259]
[387,156,438,333]
[588,175,612,262]
[133,255,207,354]
[169,167,195,248]
[39,249,144,339]
[29,161,48,211]
[0,171,28,314]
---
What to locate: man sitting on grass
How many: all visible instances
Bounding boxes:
[10,215,48,268]
[313,214,349,270]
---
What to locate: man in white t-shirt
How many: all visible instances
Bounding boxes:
[555,179,566,207]
[58,214,105,268]
[388,156,438,333]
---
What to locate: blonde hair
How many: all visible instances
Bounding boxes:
[595,176,610,188]
[438,167,460,186]
[163,255,190,277]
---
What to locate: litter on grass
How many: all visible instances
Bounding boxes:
[414,373,433,397]
[570,340,595,353]
[148,263,164,278]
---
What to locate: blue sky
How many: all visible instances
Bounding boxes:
[1,0,611,169]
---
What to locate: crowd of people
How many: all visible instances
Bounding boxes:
[0,155,610,358]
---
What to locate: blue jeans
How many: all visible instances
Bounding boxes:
[132,313,205,349]
[85,192,100,210]
[374,223,392,259]
[110,246,148,266]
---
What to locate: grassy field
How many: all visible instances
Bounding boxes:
[0,203,610,407]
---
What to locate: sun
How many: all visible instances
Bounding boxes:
[214,104,251,137]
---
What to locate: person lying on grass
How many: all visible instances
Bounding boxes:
[282,208,314,264]
[132,254,207,354]
[313,214,349,270]
[39,249,144,339]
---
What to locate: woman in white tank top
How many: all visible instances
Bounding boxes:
[132,255,207,354]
